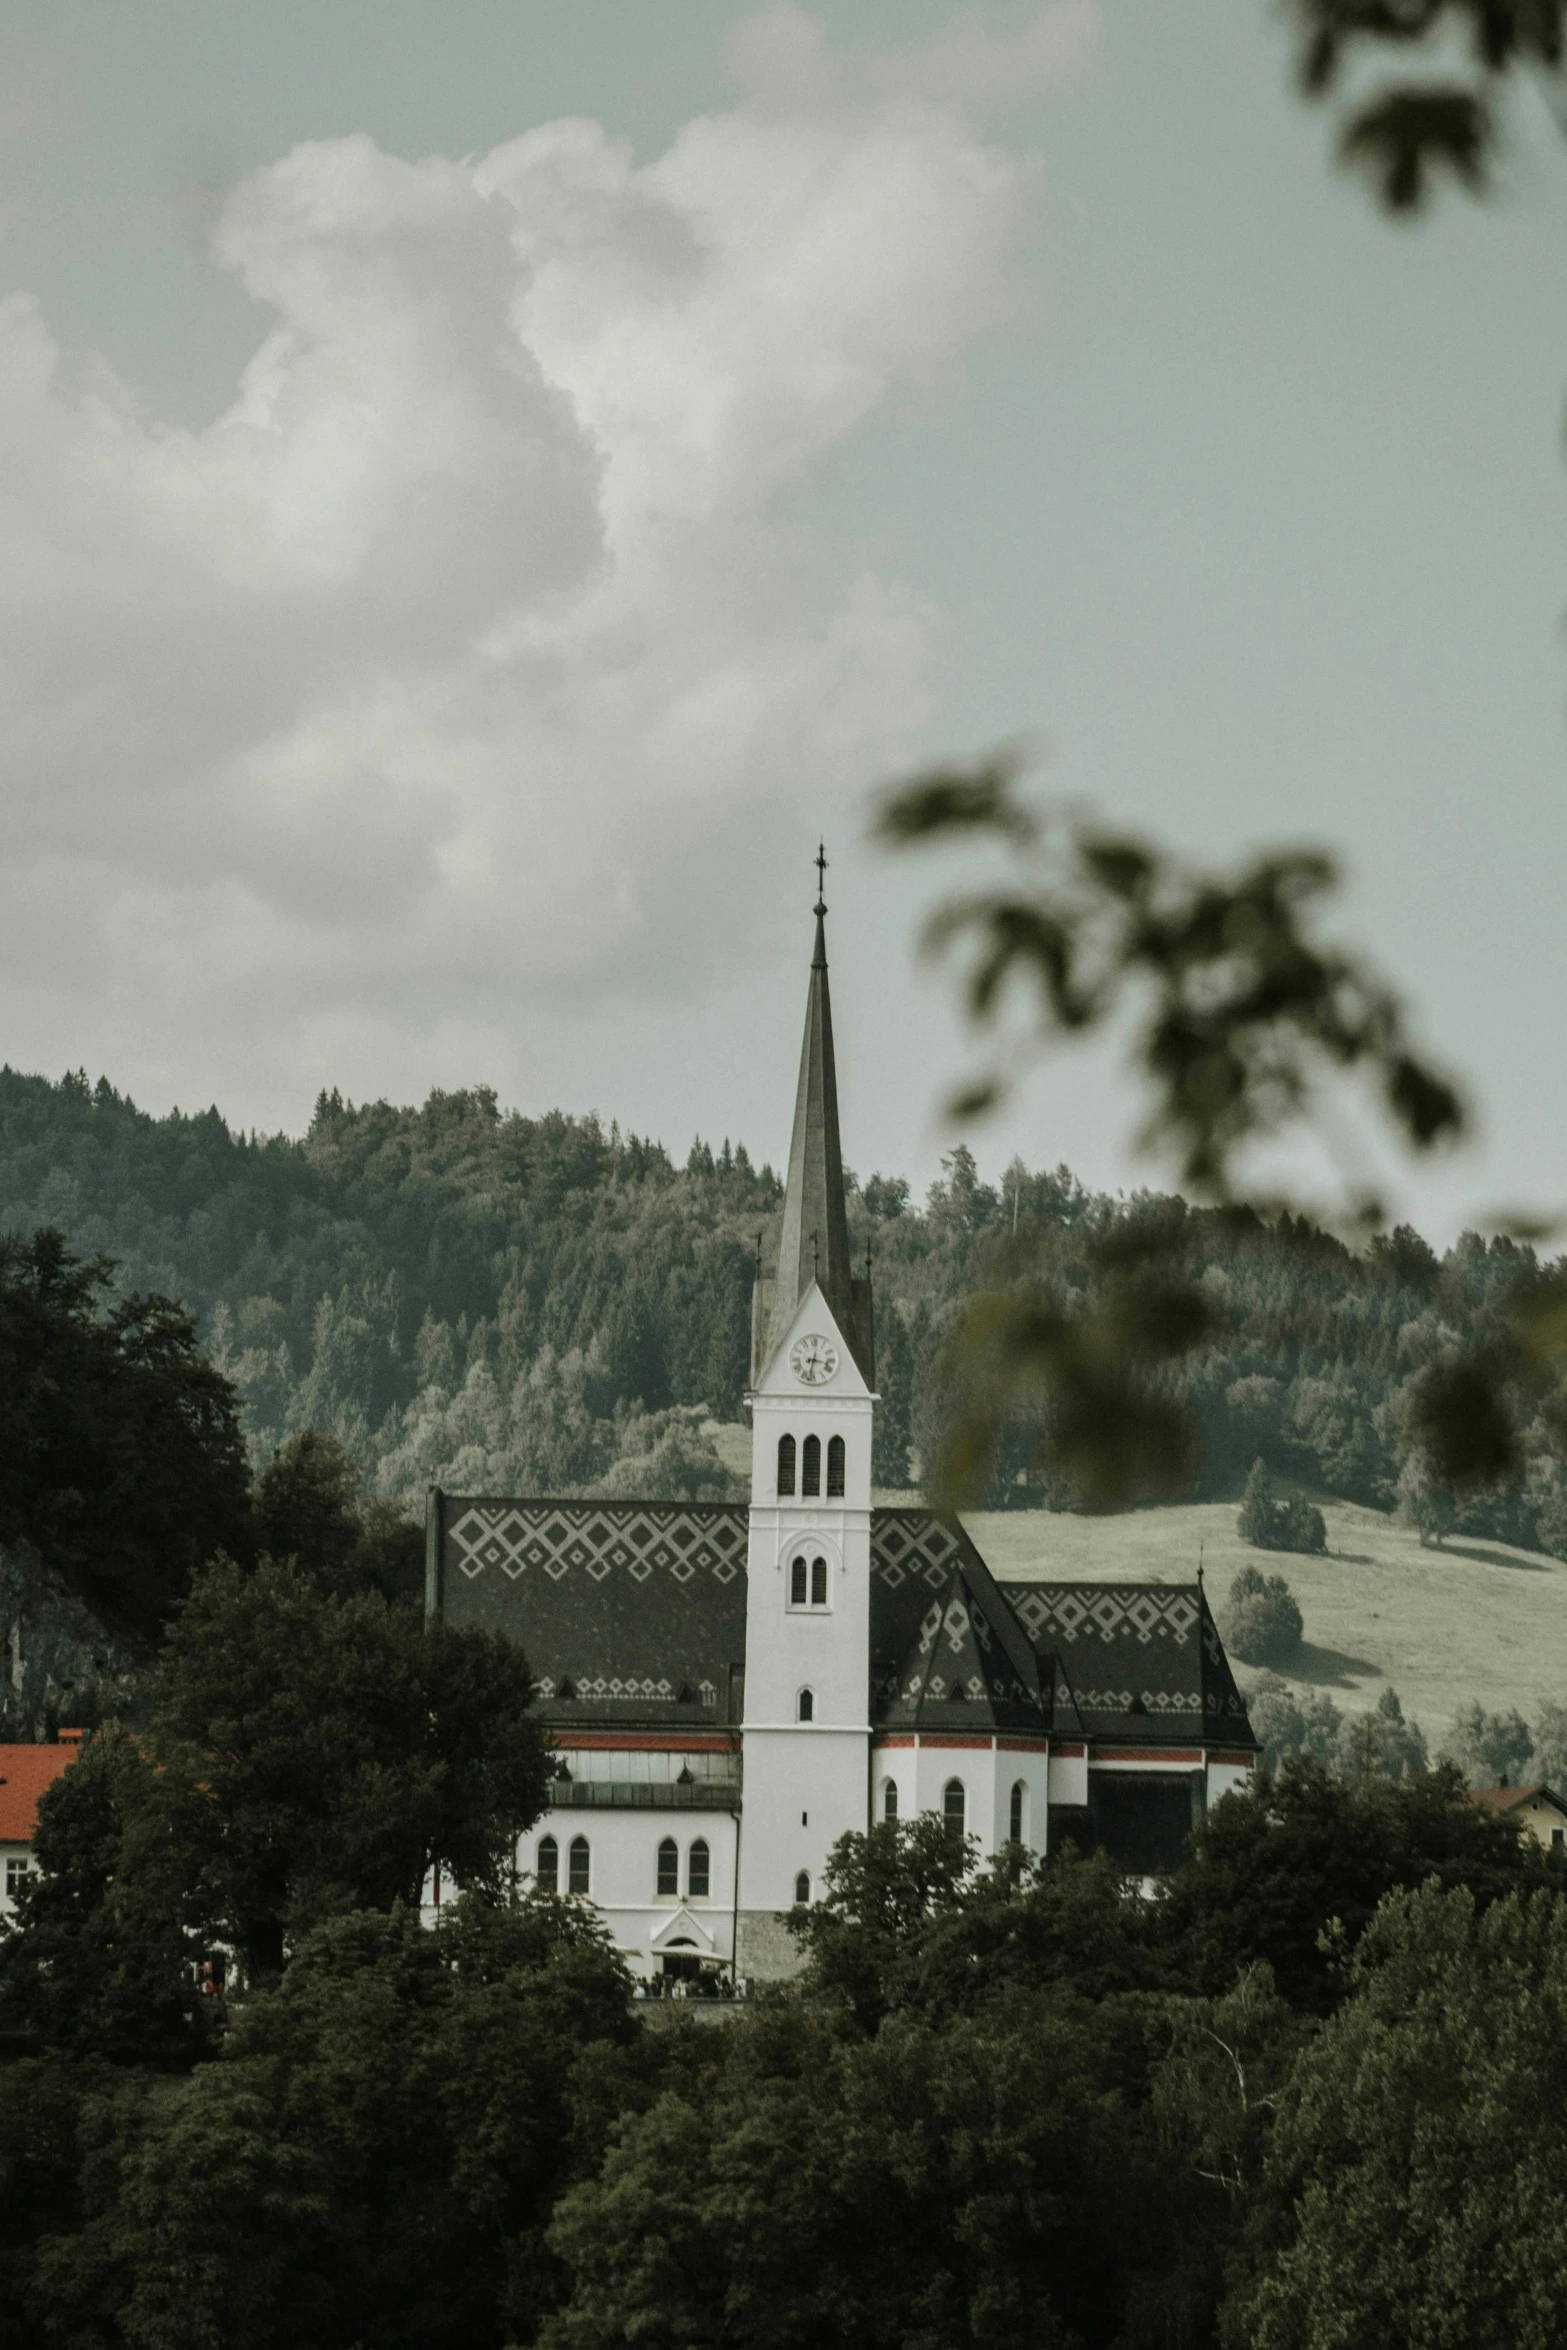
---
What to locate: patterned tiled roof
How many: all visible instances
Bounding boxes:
[438,1498,748,1730]
[1003,1580,1253,1743]
[435,1495,1253,1749]
[868,1513,1059,1735]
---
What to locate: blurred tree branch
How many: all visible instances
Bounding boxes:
[874,756,1567,1512]
[1287,0,1564,211]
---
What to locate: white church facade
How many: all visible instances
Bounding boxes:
[426,879,1257,1981]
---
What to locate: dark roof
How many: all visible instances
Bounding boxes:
[1003,1580,1255,1746]
[435,1495,1254,1751]
[751,896,873,1385]
[868,1511,1067,1735]
[437,1498,748,1731]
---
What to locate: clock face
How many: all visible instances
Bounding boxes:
[790,1333,839,1386]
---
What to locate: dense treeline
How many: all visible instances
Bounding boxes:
[5,1656,1566,2350]
[5,1064,1567,1556]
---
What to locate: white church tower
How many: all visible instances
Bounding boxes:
[736,855,877,1978]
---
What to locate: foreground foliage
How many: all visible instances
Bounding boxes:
[3,1761,1565,2349]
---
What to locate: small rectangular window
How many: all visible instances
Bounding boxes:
[5,1857,32,1898]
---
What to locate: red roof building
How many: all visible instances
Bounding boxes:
[0,1732,83,1913]
[1467,1780,1567,1853]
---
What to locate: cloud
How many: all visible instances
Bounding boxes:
[727,4,1099,108]
[0,19,1028,1126]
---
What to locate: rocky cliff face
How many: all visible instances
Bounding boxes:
[0,1541,143,1739]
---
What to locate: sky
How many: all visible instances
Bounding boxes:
[3,0,1567,1239]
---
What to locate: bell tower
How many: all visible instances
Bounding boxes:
[736,853,876,1980]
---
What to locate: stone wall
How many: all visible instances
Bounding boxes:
[734,1907,805,1983]
[0,1541,141,1739]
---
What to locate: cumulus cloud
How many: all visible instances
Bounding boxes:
[0,16,1030,1125]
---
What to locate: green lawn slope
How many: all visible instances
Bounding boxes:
[961,1500,1567,1749]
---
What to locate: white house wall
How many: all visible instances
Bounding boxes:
[516,1803,739,1979]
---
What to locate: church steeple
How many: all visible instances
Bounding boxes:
[751,850,874,1386]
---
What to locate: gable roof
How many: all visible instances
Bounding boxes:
[869,1511,1065,1735]
[435,1494,1256,1751]
[0,1736,82,1843]
[1002,1578,1255,1747]
[1469,1782,1567,1819]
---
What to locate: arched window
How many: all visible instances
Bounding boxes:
[798,1687,814,1722]
[1009,1780,1025,1845]
[883,1779,898,1821]
[944,1778,966,1836]
[536,1834,558,1893]
[568,1834,590,1895]
[810,1554,827,1607]
[790,1554,808,1606]
[827,1435,846,1496]
[656,1836,678,1897]
[777,1433,796,1496]
[794,1870,811,1905]
[802,1434,821,1496]
[688,1838,710,1899]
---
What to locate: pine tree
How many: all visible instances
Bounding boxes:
[872,1304,914,1490]
[1238,1457,1277,1550]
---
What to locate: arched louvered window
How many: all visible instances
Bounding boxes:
[827,1435,846,1496]
[777,1433,796,1496]
[790,1554,808,1606]
[568,1835,590,1895]
[688,1838,710,1899]
[657,1837,678,1897]
[944,1778,966,1836]
[883,1779,898,1821]
[811,1554,827,1606]
[1009,1780,1025,1845]
[794,1870,811,1905]
[798,1687,814,1722]
[536,1834,558,1893]
[802,1434,821,1496]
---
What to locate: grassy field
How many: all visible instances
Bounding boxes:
[961,1499,1567,1748]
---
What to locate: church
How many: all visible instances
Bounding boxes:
[425,875,1257,1982]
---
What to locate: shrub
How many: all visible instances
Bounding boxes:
[1245,1672,1340,1769]
[1237,1457,1325,1554]
[1225,1566,1305,1669]
[1395,1454,1455,1548]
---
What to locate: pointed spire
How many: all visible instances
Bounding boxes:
[753,851,874,1384]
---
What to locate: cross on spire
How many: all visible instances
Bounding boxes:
[814,840,828,915]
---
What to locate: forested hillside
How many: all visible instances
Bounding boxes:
[4,1064,1565,1555]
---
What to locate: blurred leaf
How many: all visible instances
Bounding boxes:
[944,1080,1000,1121]
[1286,2,1564,213]
[1340,86,1491,209]
[887,751,1463,1204]
[924,1261,1210,1516]
[1404,1357,1517,1489]
[873,750,1035,846]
